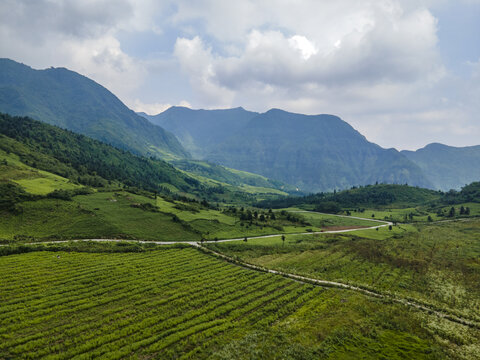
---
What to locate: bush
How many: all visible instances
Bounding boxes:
[314,201,341,214]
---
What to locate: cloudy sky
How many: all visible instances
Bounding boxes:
[1,0,479,150]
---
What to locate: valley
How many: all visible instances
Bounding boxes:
[1,57,479,359]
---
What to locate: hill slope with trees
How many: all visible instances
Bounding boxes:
[0,113,200,194]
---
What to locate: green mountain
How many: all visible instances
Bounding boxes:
[140,106,258,158]
[207,109,432,192]
[0,113,294,204]
[402,143,480,191]
[0,58,189,160]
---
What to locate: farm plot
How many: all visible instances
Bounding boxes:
[1,246,474,359]
[0,247,317,359]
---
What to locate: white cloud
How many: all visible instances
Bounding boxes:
[0,0,478,149]
[174,36,234,107]
[132,99,191,115]
[0,0,149,101]
[172,3,445,122]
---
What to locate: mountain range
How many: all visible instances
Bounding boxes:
[141,106,480,192]
[1,58,479,193]
[140,106,258,159]
[402,143,480,191]
[0,58,188,160]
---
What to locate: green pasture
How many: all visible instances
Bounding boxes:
[0,150,81,195]
[289,210,383,228]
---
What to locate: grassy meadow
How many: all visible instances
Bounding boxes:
[1,182,383,243]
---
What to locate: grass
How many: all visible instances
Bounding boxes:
[0,190,379,243]
[1,245,478,359]
[206,219,480,322]
[289,210,383,228]
[349,204,480,223]
[0,150,81,195]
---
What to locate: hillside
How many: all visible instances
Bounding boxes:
[141,106,258,158]
[171,159,299,194]
[207,109,432,192]
[402,143,480,191]
[0,113,200,194]
[258,183,443,210]
[0,58,189,160]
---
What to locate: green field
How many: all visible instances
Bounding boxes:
[1,245,478,359]
[285,209,383,228]
[206,219,480,323]
[1,189,382,243]
[348,204,480,223]
[0,150,81,195]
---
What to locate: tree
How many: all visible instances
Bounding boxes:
[243,237,248,242]
[388,225,392,230]
[448,207,455,218]
[427,215,433,222]
[465,207,471,215]
[281,234,286,246]
[460,206,465,215]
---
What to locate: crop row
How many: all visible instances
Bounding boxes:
[0,248,318,359]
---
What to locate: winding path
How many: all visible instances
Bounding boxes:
[6,211,480,329]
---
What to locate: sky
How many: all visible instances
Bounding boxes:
[0,0,479,150]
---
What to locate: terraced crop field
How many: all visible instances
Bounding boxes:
[0,247,319,359]
[2,245,477,359]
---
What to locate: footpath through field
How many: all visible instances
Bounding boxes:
[8,212,480,330]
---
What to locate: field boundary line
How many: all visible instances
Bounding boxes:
[195,243,480,330]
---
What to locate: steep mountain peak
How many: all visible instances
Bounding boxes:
[0,58,189,160]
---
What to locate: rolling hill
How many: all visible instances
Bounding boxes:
[0,58,189,160]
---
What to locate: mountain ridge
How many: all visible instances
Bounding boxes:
[141,106,258,158]
[0,58,189,160]
[199,108,433,192]
[402,143,480,190]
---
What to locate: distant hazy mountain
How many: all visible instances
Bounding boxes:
[402,143,480,190]
[140,106,258,158]
[0,58,189,160]
[206,109,432,192]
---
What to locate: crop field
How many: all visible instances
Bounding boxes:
[1,245,478,359]
[206,219,480,323]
